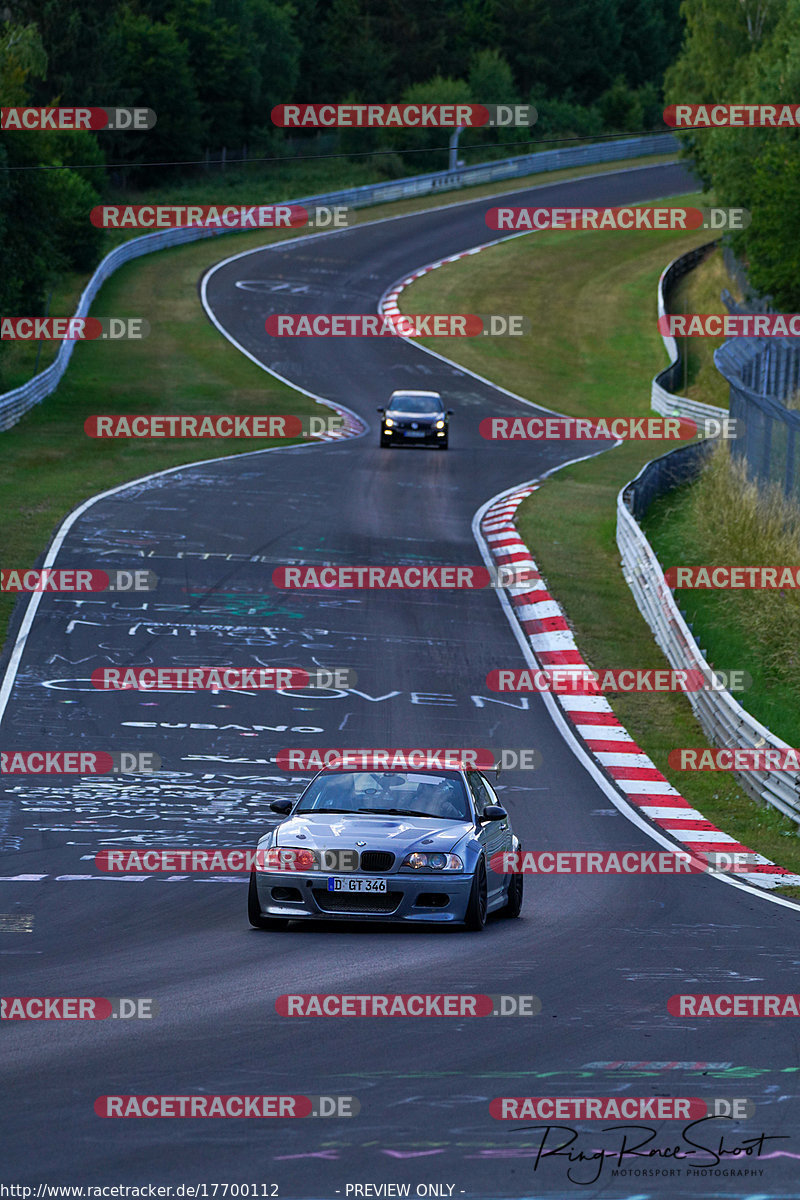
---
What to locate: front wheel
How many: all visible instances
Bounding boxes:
[464,858,488,931]
[380,435,391,448]
[499,854,523,918]
[438,437,449,450]
[248,870,288,930]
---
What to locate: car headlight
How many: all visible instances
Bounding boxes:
[435,420,445,429]
[401,852,463,871]
[384,417,394,427]
[259,846,319,872]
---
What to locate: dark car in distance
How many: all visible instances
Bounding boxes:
[378,390,452,449]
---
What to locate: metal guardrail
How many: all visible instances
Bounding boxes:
[652,240,800,502]
[650,240,728,426]
[620,245,800,823]
[0,224,226,432]
[0,132,678,432]
[714,255,799,501]
[618,454,800,822]
[715,337,800,502]
[285,132,677,210]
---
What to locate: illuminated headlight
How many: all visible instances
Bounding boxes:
[401,852,463,871]
[384,417,394,427]
[258,846,319,872]
[435,420,445,429]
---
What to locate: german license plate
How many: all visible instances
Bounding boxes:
[404,430,426,437]
[327,876,388,893]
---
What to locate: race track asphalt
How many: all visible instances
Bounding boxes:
[3,161,799,1198]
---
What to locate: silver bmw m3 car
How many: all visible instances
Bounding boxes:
[248,768,522,931]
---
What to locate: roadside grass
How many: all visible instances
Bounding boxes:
[0,230,317,642]
[0,150,679,646]
[670,245,742,408]
[1,268,95,392]
[643,442,800,747]
[403,195,706,421]
[0,152,676,390]
[644,249,800,896]
[399,204,800,887]
[5,148,798,889]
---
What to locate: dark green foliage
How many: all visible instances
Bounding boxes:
[666,0,800,308]
[0,0,685,375]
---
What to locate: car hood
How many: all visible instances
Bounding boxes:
[387,410,441,420]
[275,813,472,854]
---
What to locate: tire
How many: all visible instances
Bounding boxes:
[464,858,488,931]
[499,855,523,918]
[380,436,390,448]
[248,870,288,930]
[439,437,449,450]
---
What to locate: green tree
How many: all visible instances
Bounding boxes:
[595,76,666,133]
[664,0,800,306]
[6,0,124,104]
[710,0,800,306]
[249,0,300,117]
[616,0,683,89]
[317,0,394,99]
[393,74,473,169]
[665,0,784,181]
[528,88,603,140]
[0,22,103,385]
[489,0,622,104]
[290,0,328,99]
[102,5,204,178]
[468,48,516,103]
[140,0,299,147]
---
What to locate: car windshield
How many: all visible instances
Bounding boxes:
[388,395,442,415]
[295,770,470,820]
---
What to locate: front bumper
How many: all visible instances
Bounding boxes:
[253,869,473,923]
[382,424,446,444]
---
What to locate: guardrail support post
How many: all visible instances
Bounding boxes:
[449,126,465,171]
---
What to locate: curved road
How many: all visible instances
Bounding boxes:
[3,162,799,1198]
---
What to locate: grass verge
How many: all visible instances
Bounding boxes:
[669,245,742,408]
[0,151,680,646]
[0,228,317,643]
[0,151,676,390]
[643,443,800,747]
[399,202,800,891]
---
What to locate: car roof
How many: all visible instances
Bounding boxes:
[311,766,468,779]
[300,766,479,815]
[294,768,482,819]
[388,390,442,400]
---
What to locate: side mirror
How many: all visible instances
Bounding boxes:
[270,799,293,815]
[482,804,507,822]
[376,407,385,414]
[446,409,453,416]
